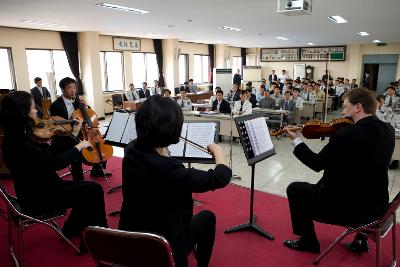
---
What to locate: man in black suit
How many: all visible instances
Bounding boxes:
[283,87,395,254]
[211,90,231,114]
[138,82,151,99]
[31,77,51,118]
[50,77,111,180]
[246,88,257,108]
[233,69,242,87]
[268,70,277,85]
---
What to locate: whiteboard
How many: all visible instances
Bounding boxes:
[213,68,232,95]
[293,63,306,80]
[243,66,262,82]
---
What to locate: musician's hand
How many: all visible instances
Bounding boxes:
[75,140,92,151]
[208,144,228,166]
[72,118,83,136]
[284,126,299,140]
[78,96,86,105]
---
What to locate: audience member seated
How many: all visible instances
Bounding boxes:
[280,91,296,125]
[233,90,252,115]
[314,84,325,101]
[161,88,172,98]
[211,90,231,114]
[118,95,231,267]
[385,86,399,109]
[188,79,197,93]
[139,82,151,99]
[259,90,276,109]
[246,88,257,108]
[301,84,316,103]
[256,85,266,102]
[151,80,162,95]
[292,88,304,110]
[176,87,192,111]
[125,83,139,101]
[271,86,283,108]
[226,84,241,103]
[1,91,108,251]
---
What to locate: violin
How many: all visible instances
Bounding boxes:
[32,116,75,142]
[72,95,113,165]
[270,117,353,139]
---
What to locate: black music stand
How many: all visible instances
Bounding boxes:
[224,113,276,240]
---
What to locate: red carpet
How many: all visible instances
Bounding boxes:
[0,156,398,267]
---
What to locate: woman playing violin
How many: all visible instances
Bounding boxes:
[1,91,107,251]
[282,88,394,254]
[50,77,111,180]
[119,95,232,267]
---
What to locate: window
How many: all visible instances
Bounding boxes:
[131,53,158,87]
[178,54,189,85]
[232,56,242,75]
[0,48,15,89]
[100,52,124,91]
[26,49,73,95]
[193,55,210,83]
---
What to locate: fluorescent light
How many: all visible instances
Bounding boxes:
[20,20,66,27]
[274,36,289,40]
[357,32,370,36]
[372,40,381,43]
[328,16,348,24]
[219,26,242,32]
[96,3,149,14]
[307,42,315,45]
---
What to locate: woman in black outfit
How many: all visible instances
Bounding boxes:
[119,95,232,267]
[1,91,107,249]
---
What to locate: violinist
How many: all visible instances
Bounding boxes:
[1,91,108,251]
[283,88,394,254]
[50,77,111,180]
[119,95,232,267]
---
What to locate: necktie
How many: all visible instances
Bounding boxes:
[217,101,221,111]
[307,93,310,101]
[389,96,392,107]
[132,92,136,100]
[181,99,184,107]
[240,102,243,112]
[285,101,289,110]
[42,88,46,98]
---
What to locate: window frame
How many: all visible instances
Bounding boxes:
[0,47,17,90]
[100,51,125,92]
[131,52,159,86]
[193,54,210,83]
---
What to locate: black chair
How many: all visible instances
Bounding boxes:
[313,191,400,267]
[0,185,80,267]
[83,226,175,267]
[111,94,123,106]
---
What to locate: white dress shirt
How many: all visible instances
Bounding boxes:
[62,95,75,119]
[233,100,252,115]
[125,90,139,101]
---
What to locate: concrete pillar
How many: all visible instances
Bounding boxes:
[347,44,362,81]
[215,44,228,68]
[163,39,179,94]
[78,32,104,117]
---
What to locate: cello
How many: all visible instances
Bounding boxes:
[72,94,113,165]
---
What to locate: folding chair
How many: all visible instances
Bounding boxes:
[313,191,400,267]
[83,226,175,267]
[0,185,80,267]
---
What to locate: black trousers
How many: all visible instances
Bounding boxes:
[60,180,108,236]
[179,210,216,267]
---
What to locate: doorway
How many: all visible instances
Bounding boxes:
[362,64,379,91]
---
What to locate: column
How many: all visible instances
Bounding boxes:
[163,39,179,94]
[215,44,228,68]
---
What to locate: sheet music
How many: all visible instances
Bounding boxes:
[105,111,130,143]
[120,114,137,144]
[168,123,188,157]
[185,122,216,158]
[245,118,273,156]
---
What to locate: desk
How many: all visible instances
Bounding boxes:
[252,108,287,127]
[393,133,400,160]
[122,100,146,111]
[174,91,213,103]
[183,111,239,137]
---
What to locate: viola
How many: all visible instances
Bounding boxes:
[32,116,75,142]
[72,96,113,165]
[270,117,353,139]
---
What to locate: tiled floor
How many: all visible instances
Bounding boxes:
[100,112,400,218]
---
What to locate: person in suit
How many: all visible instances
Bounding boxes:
[384,86,399,108]
[30,77,51,118]
[211,89,231,114]
[233,69,242,87]
[1,91,108,251]
[151,80,162,95]
[124,83,139,101]
[283,88,395,254]
[280,91,296,125]
[226,84,241,103]
[50,77,111,180]
[259,90,276,109]
[138,82,151,99]
[233,90,252,115]
[256,84,266,102]
[119,95,231,267]
[246,88,257,108]
[269,70,278,85]
[188,79,197,93]
[176,87,192,111]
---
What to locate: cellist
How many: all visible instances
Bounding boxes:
[1,91,108,251]
[50,77,111,180]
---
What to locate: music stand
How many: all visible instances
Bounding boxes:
[224,113,276,240]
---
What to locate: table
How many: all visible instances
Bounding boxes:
[173,91,213,103]
[183,111,239,137]
[252,107,287,127]
[122,100,146,111]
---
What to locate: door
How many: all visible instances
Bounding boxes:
[377,64,397,95]
[362,64,379,91]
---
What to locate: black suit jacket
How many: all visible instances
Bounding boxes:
[249,93,257,108]
[293,116,394,220]
[138,89,151,99]
[31,87,51,117]
[269,74,277,83]
[50,97,79,119]
[211,99,231,114]
[119,141,231,267]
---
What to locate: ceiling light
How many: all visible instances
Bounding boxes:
[96,3,149,14]
[357,32,370,36]
[20,20,66,27]
[274,36,289,40]
[307,42,315,45]
[372,40,381,43]
[219,26,242,32]
[328,16,348,24]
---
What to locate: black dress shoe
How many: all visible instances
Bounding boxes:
[345,239,370,253]
[283,239,320,254]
